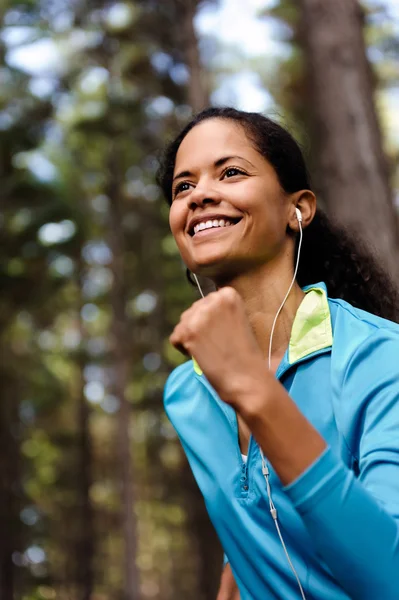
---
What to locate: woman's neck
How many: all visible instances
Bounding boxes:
[216,262,304,370]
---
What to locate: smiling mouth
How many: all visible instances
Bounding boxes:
[189,217,242,237]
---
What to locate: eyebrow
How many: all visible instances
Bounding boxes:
[172,155,255,183]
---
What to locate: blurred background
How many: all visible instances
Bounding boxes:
[0,0,398,599]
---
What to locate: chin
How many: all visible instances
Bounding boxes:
[189,250,227,270]
[190,256,241,282]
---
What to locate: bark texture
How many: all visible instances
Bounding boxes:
[180,0,209,113]
[0,381,17,600]
[107,148,140,600]
[299,0,399,279]
[76,277,94,600]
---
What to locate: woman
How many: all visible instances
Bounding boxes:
[157,107,399,600]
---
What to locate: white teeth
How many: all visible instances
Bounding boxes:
[192,218,236,235]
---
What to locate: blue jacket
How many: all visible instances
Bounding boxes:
[164,283,399,599]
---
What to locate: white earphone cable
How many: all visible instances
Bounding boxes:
[192,273,205,298]
[268,215,303,372]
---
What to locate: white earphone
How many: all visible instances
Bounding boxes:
[192,206,307,599]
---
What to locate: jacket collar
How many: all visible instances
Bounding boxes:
[288,282,333,364]
[193,282,333,376]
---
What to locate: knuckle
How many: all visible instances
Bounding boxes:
[181,307,192,320]
[184,320,198,339]
[169,329,179,344]
[180,309,195,328]
[205,291,218,301]
[175,316,196,340]
[220,286,238,304]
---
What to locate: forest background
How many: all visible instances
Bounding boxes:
[1,0,398,599]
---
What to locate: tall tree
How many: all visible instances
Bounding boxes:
[107,146,140,600]
[297,0,399,279]
[75,263,94,600]
[180,0,210,112]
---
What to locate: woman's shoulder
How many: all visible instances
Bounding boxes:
[328,295,399,382]
[329,295,399,338]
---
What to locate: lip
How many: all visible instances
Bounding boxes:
[186,213,243,236]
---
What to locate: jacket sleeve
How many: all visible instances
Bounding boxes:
[283,331,399,600]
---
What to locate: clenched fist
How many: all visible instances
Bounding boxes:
[170,287,271,408]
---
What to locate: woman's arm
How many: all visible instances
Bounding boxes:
[233,333,399,600]
[170,289,399,600]
[235,368,326,486]
[216,563,240,600]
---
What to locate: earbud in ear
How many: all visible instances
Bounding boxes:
[295,207,302,223]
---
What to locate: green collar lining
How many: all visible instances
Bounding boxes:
[192,284,333,376]
[288,284,333,364]
[193,358,203,375]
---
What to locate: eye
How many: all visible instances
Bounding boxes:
[173,181,192,198]
[222,166,247,179]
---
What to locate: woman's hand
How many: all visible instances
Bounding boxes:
[171,286,327,486]
[169,287,272,408]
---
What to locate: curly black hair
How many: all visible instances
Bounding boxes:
[157,107,399,322]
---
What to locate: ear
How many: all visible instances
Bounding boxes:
[287,190,316,232]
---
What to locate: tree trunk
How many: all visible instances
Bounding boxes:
[180,0,209,113]
[76,270,94,600]
[0,375,19,600]
[107,148,140,600]
[182,462,222,600]
[298,0,399,280]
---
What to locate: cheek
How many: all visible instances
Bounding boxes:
[244,188,287,243]
[169,204,188,258]
[169,203,184,236]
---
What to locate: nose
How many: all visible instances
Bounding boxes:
[187,183,221,210]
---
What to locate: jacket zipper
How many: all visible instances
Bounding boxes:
[194,347,330,496]
[240,435,253,492]
[195,373,257,496]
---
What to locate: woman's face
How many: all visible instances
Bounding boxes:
[169,118,293,282]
